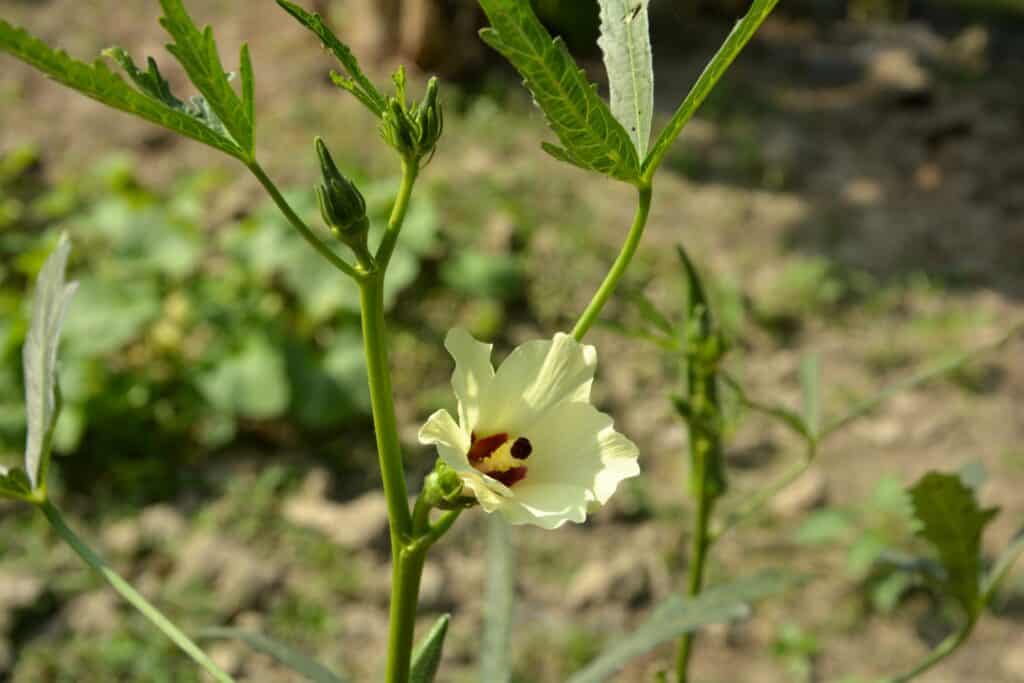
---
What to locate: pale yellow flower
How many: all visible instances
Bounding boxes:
[419,329,639,529]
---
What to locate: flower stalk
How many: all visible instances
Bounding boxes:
[572,182,653,342]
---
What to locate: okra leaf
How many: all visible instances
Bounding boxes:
[158,0,255,158]
[410,614,450,683]
[478,0,641,183]
[0,20,245,159]
[909,472,999,617]
[104,47,229,139]
[276,0,386,116]
[598,0,654,157]
[644,0,780,176]
[200,628,347,683]
[23,236,77,491]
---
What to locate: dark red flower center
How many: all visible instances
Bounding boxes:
[468,431,532,487]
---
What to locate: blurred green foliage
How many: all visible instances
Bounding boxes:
[0,146,441,501]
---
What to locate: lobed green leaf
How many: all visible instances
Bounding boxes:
[478,0,641,183]
[276,0,387,116]
[909,472,998,617]
[158,0,255,157]
[644,0,780,178]
[598,0,654,158]
[0,20,245,159]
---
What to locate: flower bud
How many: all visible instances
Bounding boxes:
[379,74,444,163]
[422,460,469,510]
[315,137,369,240]
[413,78,443,160]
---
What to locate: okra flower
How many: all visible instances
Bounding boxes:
[419,329,640,529]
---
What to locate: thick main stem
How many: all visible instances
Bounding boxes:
[39,501,235,683]
[360,273,419,683]
[360,274,414,539]
[572,183,653,342]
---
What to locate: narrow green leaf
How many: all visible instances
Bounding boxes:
[23,236,77,491]
[598,0,654,157]
[158,0,254,157]
[565,571,796,683]
[481,516,513,683]
[0,20,244,159]
[597,318,678,352]
[410,614,450,683]
[721,373,811,441]
[644,0,780,177]
[982,532,1024,604]
[799,353,821,439]
[822,326,1021,439]
[909,472,999,616]
[677,243,716,345]
[200,628,347,683]
[276,0,386,116]
[240,43,255,136]
[626,288,674,336]
[478,0,641,182]
[0,468,34,502]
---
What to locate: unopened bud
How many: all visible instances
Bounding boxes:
[414,78,443,159]
[315,138,369,238]
[379,75,444,163]
[422,461,468,509]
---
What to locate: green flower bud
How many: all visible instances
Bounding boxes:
[314,138,372,265]
[422,460,469,510]
[379,74,444,164]
[315,138,367,232]
[414,78,443,161]
[380,98,418,159]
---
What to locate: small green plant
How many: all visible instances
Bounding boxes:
[1,1,1021,682]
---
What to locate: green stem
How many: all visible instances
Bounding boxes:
[38,501,235,683]
[376,159,420,271]
[884,621,974,683]
[675,453,718,682]
[387,545,428,683]
[359,274,414,541]
[247,161,361,280]
[572,183,653,342]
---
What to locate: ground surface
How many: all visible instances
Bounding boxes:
[1,2,1023,682]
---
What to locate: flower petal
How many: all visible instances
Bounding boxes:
[524,401,639,505]
[444,328,495,431]
[495,483,589,529]
[419,409,471,468]
[477,333,596,435]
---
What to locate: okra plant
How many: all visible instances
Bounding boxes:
[1,1,1020,681]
